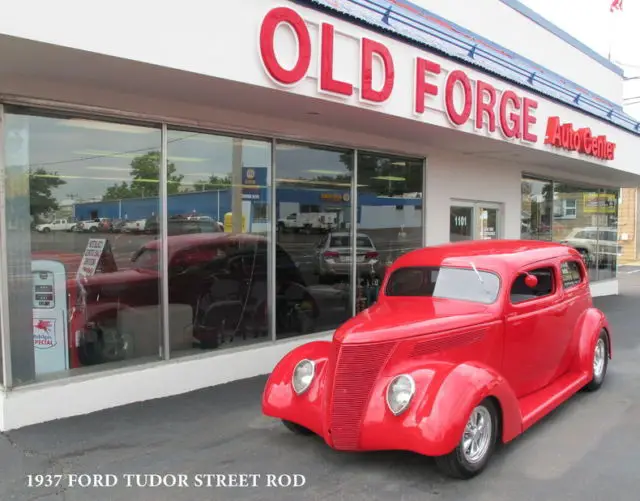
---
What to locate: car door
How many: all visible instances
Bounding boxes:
[552,258,591,378]
[503,263,567,398]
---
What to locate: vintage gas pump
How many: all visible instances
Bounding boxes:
[31,260,70,375]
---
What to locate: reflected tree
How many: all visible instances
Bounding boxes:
[102,151,183,200]
[192,175,232,192]
[29,168,66,222]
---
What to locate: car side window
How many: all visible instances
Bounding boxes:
[510,266,555,304]
[560,260,583,289]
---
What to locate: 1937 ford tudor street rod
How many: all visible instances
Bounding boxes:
[262,240,612,479]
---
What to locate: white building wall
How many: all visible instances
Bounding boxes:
[411,0,624,105]
[0,0,634,173]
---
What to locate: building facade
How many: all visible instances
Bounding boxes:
[1,0,639,430]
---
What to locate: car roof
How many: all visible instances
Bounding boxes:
[143,232,266,253]
[390,239,581,275]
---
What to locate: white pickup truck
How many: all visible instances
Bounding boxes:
[35,218,75,232]
[277,212,338,233]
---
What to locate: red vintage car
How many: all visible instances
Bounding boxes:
[262,240,611,479]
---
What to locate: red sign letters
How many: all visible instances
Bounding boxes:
[259,6,619,154]
[258,6,538,143]
[544,117,616,160]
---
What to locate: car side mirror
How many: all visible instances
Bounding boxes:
[524,273,538,288]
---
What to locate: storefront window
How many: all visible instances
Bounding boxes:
[3,107,163,384]
[356,152,424,310]
[521,177,552,241]
[595,188,620,280]
[165,130,272,355]
[275,142,353,339]
[551,183,617,282]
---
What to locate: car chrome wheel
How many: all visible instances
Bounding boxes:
[593,338,606,379]
[462,405,492,464]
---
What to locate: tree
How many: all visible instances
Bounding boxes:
[192,174,232,192]
[29,168,66,222]
[102,151,183,200]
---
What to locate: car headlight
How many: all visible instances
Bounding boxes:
[292,359,315,395]
[386,374,415,415]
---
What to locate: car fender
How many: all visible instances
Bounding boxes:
[261,340,332,436]
[358,360,522,456]
[417,361,522,455]
[570,307,611,376]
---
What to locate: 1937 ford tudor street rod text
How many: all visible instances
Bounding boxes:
[262,240,611,479]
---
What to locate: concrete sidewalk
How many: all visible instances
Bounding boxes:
[2,277,640,501]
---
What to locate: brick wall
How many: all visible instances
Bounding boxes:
[618,188,638,264]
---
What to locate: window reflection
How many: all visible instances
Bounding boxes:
[275,143,353,339]
[165,131,272,356]
[356,152,424,310]
[4,108,163,384]
[521,176,621,282]
[521,177,552,241]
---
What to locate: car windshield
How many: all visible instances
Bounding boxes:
[329,236,373,247]
[385,266,500,304]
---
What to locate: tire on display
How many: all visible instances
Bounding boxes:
[434,398,499,479]
[584,330,609,392]
[281,420,314,436]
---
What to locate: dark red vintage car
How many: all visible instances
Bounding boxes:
[262,240,611,479]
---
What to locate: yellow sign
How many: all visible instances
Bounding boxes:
[583,193,616,214]
[223,212,246,232]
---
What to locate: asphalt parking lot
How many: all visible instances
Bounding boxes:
[1,268,640,501]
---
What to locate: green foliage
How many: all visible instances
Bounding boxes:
[102,151,183,200]
[29,168,66,221]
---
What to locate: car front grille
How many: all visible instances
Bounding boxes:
[328,340,396,450]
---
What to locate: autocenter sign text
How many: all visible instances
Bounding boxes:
[258,6,539,143]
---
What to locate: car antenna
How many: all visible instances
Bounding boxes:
[470,261,484,284]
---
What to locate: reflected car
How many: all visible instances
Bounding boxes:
[314,232,379,284]
[68,233,319,366]
[262,240,611,479]
[560,227,622,266]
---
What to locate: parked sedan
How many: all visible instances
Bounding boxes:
[314,232,380,283]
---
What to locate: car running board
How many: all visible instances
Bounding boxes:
[518,371,590,432]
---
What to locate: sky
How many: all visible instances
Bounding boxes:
[519,0,640,116]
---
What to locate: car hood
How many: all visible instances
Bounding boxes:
[334,297,496,344]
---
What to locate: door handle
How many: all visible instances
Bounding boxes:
[556,306,569,316]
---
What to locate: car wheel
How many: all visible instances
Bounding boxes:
[281,420,314,436]
[585,330,609,392]
[434,398,498,479]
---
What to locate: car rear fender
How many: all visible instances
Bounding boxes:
[261,340,332,436]
[570,307,611,376]
[414,361,522,455]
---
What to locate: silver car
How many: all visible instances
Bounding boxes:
[314,232,379,283]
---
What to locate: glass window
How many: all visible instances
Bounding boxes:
[3,107,163,384]
[596,188,620,280]
[521,177,552,240]
[275,143,353,339]
[356,152,424,310]
[560,260,583,289]
[385,266,500,304]
[166,131,272,355]
[552,183,620,282]
[510,267,555,304]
